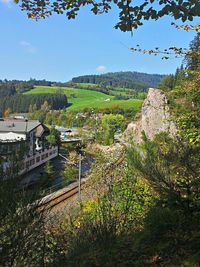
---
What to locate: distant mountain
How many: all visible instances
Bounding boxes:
[71,71,166,91]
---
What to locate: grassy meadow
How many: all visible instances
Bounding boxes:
[25,85,143,112]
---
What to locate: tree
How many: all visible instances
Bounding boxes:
[17,0,200,32]
[3,107,12,118]
[40,160,54,189]
[41,100,50,113]
[28,103,33,113]
[172,69,200,146]
[173,64,186,87]
[185,32,200,71]
[44,160,53,178]
[46,126,61,147]
[46,134,56,146]
[61,163,78,185]
[0,156,48,267]
[127,133,200,214]
[158,74,175,91]
[125,133,200,264]
[97,114,124,145]
[33,103,37,112]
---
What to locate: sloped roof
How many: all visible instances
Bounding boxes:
[35,124,49,137]
[0,120,41,133]
[55,126,71,133]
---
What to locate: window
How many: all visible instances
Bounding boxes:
[36,156,40,162]
[30,159,35,165]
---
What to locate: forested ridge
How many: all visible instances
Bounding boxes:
[0,79,67,92]
[0,93,68,116]
[0,79,69,116]
[0,80,34,96]
[0,71,165,93]
[72,71,166,90]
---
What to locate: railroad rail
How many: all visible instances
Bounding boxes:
[37,144,127,211]
[38,180,85,211]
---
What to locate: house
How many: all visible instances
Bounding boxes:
[55,126,79,141]
[55,126,72,139]
[0,118,58,177]
[75,112,87,119]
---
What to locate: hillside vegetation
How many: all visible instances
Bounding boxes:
[72,71,165,89]
[66,83,146,99]
[1,33,200,267]
[0,93,67,115]
[25,86,143,112]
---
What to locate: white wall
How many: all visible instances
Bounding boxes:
[20,146,58,174]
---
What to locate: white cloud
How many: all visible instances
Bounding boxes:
[1,0,12,3]
[20,41,37,54]
[96,65,107,72]
[1,0,13,7]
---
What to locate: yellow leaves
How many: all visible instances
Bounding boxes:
[82,199,97,214]
[74,219,81,229]
[171,22,200,31]
[3,108,12,118]
[68,151,78,164]
[183,70,200,94]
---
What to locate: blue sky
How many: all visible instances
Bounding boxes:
[0,0,198,82]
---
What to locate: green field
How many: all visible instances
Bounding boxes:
[25,86,143,112]
[71,83,146,97]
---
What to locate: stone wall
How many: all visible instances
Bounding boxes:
[124,88,177,143]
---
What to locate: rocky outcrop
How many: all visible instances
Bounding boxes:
[124,88,177,143]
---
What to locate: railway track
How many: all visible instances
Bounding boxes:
[38,181,85,211]
[38,144,127,211]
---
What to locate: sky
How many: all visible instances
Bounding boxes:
[0,0,198,82]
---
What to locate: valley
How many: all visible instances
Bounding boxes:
[24,85,143,112]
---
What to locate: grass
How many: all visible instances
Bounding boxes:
[72,83,144,97]
[25,86,143,112]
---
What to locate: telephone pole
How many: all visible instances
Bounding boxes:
[78,154,82,203]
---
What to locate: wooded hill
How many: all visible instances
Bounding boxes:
[0,80,34,96]
[0,93,68,116]
[72,71,166,91]
[0,80,68,116]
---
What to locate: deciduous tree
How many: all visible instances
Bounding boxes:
[17,0,200,32]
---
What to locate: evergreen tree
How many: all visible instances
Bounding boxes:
[127,133,200,214]
[158,74,175,91]
[185,32,200,71]
[39,160,54,189]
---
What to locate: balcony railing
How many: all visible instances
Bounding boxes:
[20,146,58,175]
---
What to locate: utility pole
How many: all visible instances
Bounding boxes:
[59,152,82,202]
[78,154,82,203]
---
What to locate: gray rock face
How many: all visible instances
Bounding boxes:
[124,88,177,143]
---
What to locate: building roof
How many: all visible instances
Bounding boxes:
[36,124,49,137]
[55,126,72,133]
[0,120,41,133]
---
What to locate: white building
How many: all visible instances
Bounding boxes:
[0,118,58,177]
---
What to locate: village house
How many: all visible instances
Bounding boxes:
[55,126,79,141]
[0,118,58,177]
